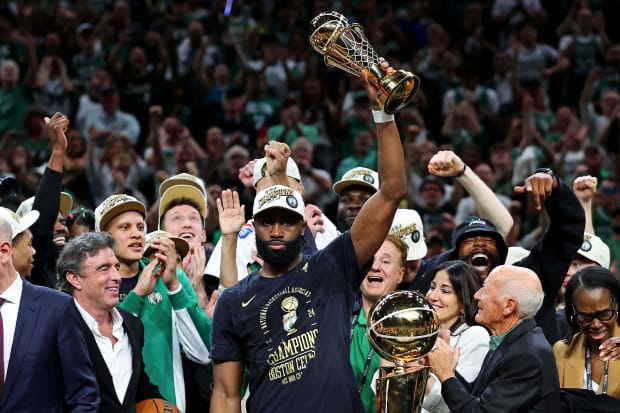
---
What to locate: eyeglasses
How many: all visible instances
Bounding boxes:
[571,309,618,324]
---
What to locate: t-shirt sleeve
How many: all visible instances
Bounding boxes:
[211,288,243,362]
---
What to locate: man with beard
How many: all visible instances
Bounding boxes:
[210,68,406,413]
[14,112,73,288]
[206,140,339,288]
[414,157,585,344]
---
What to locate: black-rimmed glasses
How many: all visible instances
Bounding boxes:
[571,309,618,324]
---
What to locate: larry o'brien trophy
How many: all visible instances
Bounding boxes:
[309,11,420,114]
[367,290,439,413]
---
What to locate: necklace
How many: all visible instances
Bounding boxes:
[586,345,609,394]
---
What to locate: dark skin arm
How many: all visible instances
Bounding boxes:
[350,62,407,268]
[210,360,243,413]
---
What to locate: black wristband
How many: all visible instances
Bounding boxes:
[453,164,467,178]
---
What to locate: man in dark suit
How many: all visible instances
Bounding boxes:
[57,231,163,413]
[0,215,99,412]
[427,265,561,412]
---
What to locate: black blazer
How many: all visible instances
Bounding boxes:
[77,307,162,413]
[441,319,562,413]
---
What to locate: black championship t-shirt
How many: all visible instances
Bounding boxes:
[211,232,366,413]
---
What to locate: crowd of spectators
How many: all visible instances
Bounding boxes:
[2,0,620,271]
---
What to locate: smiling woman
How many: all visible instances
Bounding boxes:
[422,260,489,413]
[554,266,620,399]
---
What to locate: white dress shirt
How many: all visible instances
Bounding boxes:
[0,274,23,381]
[74,300,133,403]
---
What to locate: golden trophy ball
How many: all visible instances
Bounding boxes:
[367,290,439,413]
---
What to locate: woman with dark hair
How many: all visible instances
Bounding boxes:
[423,260,490,412]
[554,266,620,399]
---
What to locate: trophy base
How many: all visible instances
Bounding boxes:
[368,65,420,114]
[376,364,429,413]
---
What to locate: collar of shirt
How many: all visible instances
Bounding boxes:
[0,274,22,306]
[489,320,522,352]
[74,299,125,341]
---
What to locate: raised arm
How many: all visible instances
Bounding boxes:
[350,64,407,267]
[572,175,597,234]
[428,150,514,238]
[217,190,246,288]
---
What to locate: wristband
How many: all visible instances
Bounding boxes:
[453,164,467,178]
[372,110,395,123]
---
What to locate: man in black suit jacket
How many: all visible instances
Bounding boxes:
[58,232,163,413]
[427,265,561,412]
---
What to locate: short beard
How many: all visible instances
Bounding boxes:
[256,236,303,268]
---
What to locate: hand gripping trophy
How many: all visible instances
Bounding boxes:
[309,11,420,114]
[367,290,439,413]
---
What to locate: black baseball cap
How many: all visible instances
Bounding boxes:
[450,216,508,262]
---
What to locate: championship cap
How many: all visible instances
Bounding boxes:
[17,192,73,219]
[576,232,610,269]
[159,173,207,199]
[95,194,146,232]
[332,167,379,195]
[0,207,39,240]
[158,185,207,224]
[389,209,427,261]
[144,230,190,259]
[252,185,305,220]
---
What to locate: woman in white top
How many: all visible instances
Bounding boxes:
[423,260,490,413]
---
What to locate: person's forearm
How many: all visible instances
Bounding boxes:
[220,233,239,288]
[456,166,513,238]
[211,394,241,413]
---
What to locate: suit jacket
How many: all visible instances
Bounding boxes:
[554,323,620,399]
[0,280,100,412]
[77,307,162,413]
[441,319,562,412]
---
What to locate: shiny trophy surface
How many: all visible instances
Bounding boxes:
[367,290,439,413]
[309,11,420,114]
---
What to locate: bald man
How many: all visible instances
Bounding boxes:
[427,265,561,412]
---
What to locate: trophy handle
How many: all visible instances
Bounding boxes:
[375,364,430,413]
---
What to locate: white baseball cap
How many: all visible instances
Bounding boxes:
[0,207,39,240]
[389,209,427,261]
[576,232,610,269]
[252,185,305,221]
[95,194,146,232]
[332,167,379,195]
[505,246,530,265]
[158,184,207,224]
[253,157,301,188]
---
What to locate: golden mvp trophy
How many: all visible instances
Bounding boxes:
[367,291,439,413]
[309,11,420,114]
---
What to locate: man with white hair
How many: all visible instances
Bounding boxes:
[427,265,561,412]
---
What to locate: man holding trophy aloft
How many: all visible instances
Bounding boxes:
[209,11,416,413]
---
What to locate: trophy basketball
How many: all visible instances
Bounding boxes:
[367,290,439,413]
[309,11,420,114]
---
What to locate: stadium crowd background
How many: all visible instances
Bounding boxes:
[2,0,620,272]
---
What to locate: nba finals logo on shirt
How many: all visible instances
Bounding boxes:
[260,287,318,386]
[281,296,299,334]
